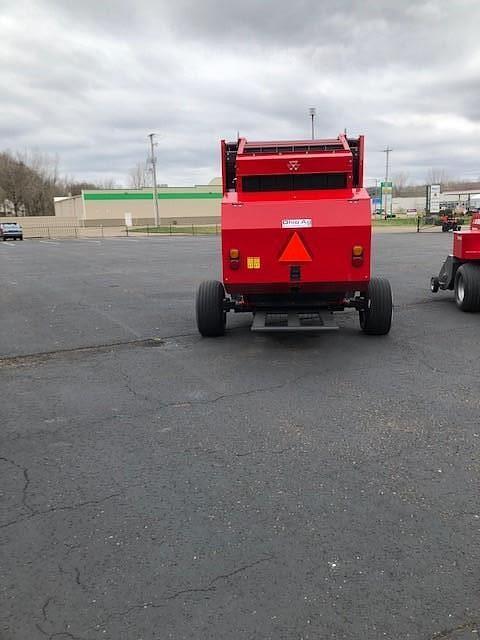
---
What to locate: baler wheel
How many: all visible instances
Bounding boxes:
[196,280,226,337]
[360,278,392,335]
[454,264,480,312]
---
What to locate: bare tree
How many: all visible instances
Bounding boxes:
[425,168,452,187]
[128,162,148,189]
[0,152,35,214]
[96,178,116,189]
[392,172,409,196]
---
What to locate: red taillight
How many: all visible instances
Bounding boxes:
[229,248,240,269]
[352,245,364,267]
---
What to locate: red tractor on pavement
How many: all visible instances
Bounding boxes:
[196,134,393,336]
[431,212,480,310]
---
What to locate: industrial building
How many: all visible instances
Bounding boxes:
[54,179,222,226]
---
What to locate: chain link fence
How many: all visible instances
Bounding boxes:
[11,219,472,239]
[13,223,221,240]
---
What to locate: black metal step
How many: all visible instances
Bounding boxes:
[251,311,339,332]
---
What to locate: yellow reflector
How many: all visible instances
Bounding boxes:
[229,248,239,259]
[352,245,364,257]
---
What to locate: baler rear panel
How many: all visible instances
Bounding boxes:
[222,195,371,294]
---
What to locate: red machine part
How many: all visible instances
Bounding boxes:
[221,135,370,296]
[453,213,480,260]
[471,212,480,231]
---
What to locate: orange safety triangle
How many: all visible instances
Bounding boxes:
[278,231,312,262]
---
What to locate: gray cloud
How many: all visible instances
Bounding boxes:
[1,0,479,187]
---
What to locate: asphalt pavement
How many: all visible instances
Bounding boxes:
[0,234,478,640]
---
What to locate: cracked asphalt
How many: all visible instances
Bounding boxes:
[0,234,479,640]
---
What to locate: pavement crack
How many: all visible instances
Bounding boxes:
[160,373,309,410]
[0,492,122,530]
[36,623,49,636]
[94,554,274,631]
[74,566,88,592]
[0,456,34,512]
[164,586,216,600]
[431,621,478,638]
[114,353,154,406]
[49,632,90,640]
[235,447,292,457]
[208,555,274,585]
[42,596,53,622]
[0,338,164,368]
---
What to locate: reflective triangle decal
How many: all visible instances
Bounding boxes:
[278,232,312,262]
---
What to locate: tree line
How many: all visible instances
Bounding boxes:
[0,150,115,216]
[2,149,478,216]
[385,170,480,197]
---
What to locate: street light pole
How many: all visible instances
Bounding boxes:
[309,107,316,140]
[382,146,393,219]
[383,146,393,183]
[148,133,160,227]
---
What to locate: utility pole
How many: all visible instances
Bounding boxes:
[148,133,160,227]
[383,146,393,183]
[382,147,393,219]
[309,107,316,140]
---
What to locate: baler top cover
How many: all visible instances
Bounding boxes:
[222,134,364,200]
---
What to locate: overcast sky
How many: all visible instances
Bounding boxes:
[1,0,479,188]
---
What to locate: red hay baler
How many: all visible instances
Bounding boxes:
[196,134,393,336]
[430,212,480,310]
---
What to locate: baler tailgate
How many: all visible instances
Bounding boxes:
[251,310,339,332]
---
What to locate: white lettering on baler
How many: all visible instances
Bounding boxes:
[281,219,313,228]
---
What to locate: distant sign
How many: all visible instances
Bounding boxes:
[426,184,441,214]
[380,181,393,216]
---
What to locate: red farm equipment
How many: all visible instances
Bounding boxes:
[195,134,393,336]
[430,212,480,310]
[439,208,463,232]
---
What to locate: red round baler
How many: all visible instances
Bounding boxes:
[431,212,480,310]
[196,135,393,336]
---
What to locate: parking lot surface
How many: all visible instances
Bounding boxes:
[0,235,478,640]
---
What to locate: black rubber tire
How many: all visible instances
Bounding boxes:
[454,263,480,312]
[430,277,439,293]
[196,280,226,337]
[360,278,393,335]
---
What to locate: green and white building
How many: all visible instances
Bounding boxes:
[54,179,222,227]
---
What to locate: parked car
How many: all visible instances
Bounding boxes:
[0,222,23,240]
